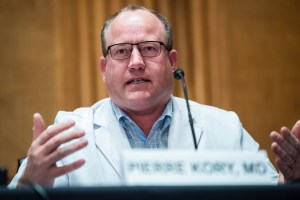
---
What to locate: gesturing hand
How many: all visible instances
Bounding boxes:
[270,120,300,183]
[18,113,88,187]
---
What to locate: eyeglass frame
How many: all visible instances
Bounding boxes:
[105,41,171,60]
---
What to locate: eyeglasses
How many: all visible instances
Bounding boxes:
[106,41,170,60]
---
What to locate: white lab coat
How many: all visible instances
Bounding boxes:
[9,97,279,187]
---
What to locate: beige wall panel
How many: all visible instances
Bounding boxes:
[0,0,59,179]
[207,0,300,165]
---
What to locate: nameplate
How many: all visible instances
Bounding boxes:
[122,150,275,186]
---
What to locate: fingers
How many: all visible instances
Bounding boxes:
[49,159,86,179]
[292,120,300,140]
[25,115,88,186]
[28,125,88,167]
[270,123,300,182]
[35,120,76,146]
[42,129,86,155]
[46,139,88,182]
[46,137,88,164]
[47,136,88,163]
[32,113,77,147]
[282,127,300,152]
[270,129,298,161]
[274,157,294,180]
[32,113,46,141]
[271,141,295,168]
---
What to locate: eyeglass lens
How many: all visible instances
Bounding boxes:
[109,41,162,60]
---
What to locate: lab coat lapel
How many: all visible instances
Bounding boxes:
[168,98,204,149]
[93,100,131,177]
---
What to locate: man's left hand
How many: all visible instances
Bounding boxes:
[270,120,300,183]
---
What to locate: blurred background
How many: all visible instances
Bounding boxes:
[0,0,299,183]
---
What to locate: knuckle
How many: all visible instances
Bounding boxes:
[56,148,66,157]
[28,150,39,160]
[52,136,63,147]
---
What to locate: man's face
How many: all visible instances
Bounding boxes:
[100,10,177,113]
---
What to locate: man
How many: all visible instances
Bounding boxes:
[9,4,300,188]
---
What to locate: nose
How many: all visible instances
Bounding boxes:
[128,46,145,71]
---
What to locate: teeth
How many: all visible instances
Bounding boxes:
[130,79,145,84]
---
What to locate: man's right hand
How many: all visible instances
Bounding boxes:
[18,113,88,187]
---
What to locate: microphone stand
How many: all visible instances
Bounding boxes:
[173,69,198,150]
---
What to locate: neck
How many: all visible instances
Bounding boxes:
[124,102,168,136]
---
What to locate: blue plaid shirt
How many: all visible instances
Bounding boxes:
[111,99,173,149]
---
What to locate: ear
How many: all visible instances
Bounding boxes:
[168,49,178,72]
[99,56,107,82]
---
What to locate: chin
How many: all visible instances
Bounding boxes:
[127,96,150,104]
[125,95,153,105]
[126,92,151,100]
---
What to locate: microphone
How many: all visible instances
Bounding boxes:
[173,68,198,150]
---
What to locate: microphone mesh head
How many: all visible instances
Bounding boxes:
[173,68,184,80]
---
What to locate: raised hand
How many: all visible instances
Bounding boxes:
[18,113,88,187]
[270,120,300,183]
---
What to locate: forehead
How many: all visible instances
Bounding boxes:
[105,9,165,45]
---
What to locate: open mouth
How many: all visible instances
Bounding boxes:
[127,79,150,85]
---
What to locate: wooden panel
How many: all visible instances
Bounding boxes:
[207,0,300,165]
[53,0,82,110]
[0,0,58,179]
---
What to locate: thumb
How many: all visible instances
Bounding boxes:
[291,120,300,141]
[32,113,46,141]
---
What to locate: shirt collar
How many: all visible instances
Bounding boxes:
[111,97,173,124]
